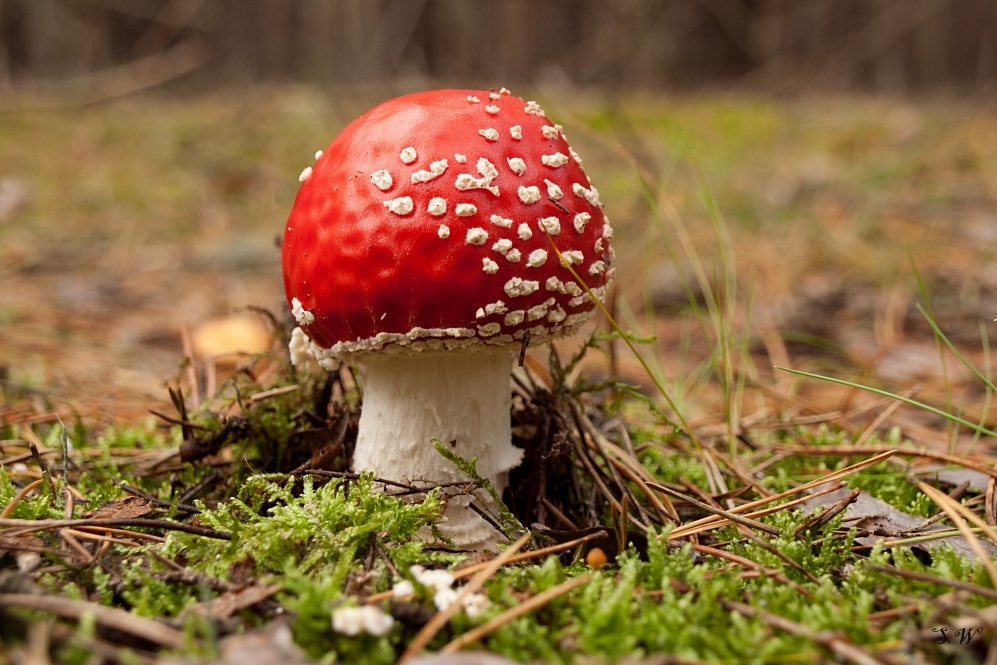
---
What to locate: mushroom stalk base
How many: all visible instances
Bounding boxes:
[352,350,522,550]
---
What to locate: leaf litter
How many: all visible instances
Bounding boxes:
[3,91,997,663]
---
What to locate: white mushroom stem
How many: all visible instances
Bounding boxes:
[351,350,523,549]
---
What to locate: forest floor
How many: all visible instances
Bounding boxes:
[2,86,997,664]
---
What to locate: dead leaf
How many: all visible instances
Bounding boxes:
[184,583,281,619]
[804,485,997,562]
[84,495,153,520]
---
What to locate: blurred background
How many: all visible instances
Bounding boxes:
[2,0,997,447]
[2,0,997,92]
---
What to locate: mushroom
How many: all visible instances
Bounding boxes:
[281,89,614,549]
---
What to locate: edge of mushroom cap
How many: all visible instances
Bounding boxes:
[294,309,598,369]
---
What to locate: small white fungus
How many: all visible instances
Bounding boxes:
[438,224,450,239]
[478,128,499,141]
[544,179,563,199]
[454,153,467,163]
[467,95,481,103]
[399,147,417,164]
[456,203,477,217]
[314,150,324,160]
[490,214,513,228]
[298,166,312,182]
[486,105,500,114]
[510,125,523,140]
[482,258,499,274]
[492,238,513,255]
[517,223,533,240]
[332,606,394,637]
[541,125,560,139]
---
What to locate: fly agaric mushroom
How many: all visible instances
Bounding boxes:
[282,89,614,548]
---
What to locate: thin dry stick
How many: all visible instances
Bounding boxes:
[1,479,44,518]
[577,411,678,522]
[720,600,885,665]
[868,564,997,602]
[180,322,200,410]
[853,386,918,447]
[0,594,187,649]
[779,445,997,479]
[441,574,592,654]
[669,451,894,540]
[0,517,231,540]
[367,531,607,605]
[919,483,997,590]
[454,530,606,580]
[648,482,779,536]
[398,532,531,664]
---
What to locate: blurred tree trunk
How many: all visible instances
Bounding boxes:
[2,0,997,92]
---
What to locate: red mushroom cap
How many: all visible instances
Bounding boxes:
[282,89,614,363]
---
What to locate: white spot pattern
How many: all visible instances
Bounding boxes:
[560,250,584,266]
[538,217,561,235]
[544,179,563,199]
[518,186,541,204]
[485,105,500,114]
[399,147,417,164]
[510,125,523,140]
[291,298,315,326]
[466,228,488,245]
[541,125,560,139]
[504,277,540,297]
[478,128,499,141]
[371,169,393,191]
[504,310,525,326]
[527,249,548,267]
[573,212,591,232]
[482,258,499,274]
[456,203,477,216]
[437,224,450,238]
[517,223,533,240]
[588,260,606,275]
[383,197,414,215]
[454,153,467,163]
[505,249,521,262]
[298,167,312,182]
[524,101,546,116]
[428,197,447,216]
[542,152,570,168]
[492,238,513,255]
[490,214,513,228]
[410,159,449,184]
[484,301,507,316]
[507,157,527,175]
